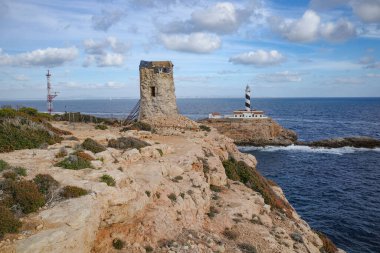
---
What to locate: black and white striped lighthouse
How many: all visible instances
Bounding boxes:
[245,85,251,111]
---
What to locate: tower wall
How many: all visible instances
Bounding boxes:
[139,60,178,121]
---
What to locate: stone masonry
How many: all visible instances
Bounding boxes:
[139,60,178,121]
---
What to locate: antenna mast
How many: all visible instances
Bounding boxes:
[46,70,58,114]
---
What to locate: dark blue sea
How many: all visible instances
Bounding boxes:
[1,98,380,253]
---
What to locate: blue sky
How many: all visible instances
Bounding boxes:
[0,0,379,99]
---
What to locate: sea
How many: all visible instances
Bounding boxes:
[1,97,379,253]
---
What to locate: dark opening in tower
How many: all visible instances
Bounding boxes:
[151,86,156,97]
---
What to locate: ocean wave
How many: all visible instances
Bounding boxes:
[239,145,380,155]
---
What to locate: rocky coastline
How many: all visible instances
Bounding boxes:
[199,118,380,149]
[0,112,344,253]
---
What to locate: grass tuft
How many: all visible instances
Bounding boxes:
[61,185,88,199]
[112,238,125,250]
[100,174,116,186]
[55,155,93,170]
[199,125,211,132]
[0,205,21,238]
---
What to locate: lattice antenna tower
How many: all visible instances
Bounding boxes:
[46,70,58,114]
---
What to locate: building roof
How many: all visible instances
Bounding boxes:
[140,60,173,69]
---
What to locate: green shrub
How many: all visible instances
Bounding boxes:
[61,186,88,199]
[0,107,17,118]
[13,167,27,176]
[168,193,177,202]
[223,228,239,240]
[0,205,21,238]
[207,206,219,218]
[55,155,93,170]
[0,159,10,172]
[55,147,68,158]
[112,238,125,250]
[172,175,183,182]
[18,107,38,116]
[145,191,151,197]
[10,180,45,214]
[222,158,293,218]
[100,174,116,186]
[82,138,106,153]
[145,245,153,252]
[122,121,152,132]
[238,243,257,253]
[75,151,95,161]
[108,137,150,150]
[156,148,163,156]
[33,174,59,197]
[199,125,211,132]
[95,124,108,130]
[3,171,17,180]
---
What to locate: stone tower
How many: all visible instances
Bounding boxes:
[139,60,178,121]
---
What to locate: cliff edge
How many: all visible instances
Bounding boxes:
[0,117,342,253]
[199,118,297,146]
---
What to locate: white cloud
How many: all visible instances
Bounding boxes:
[160,32,221,53]
[366,73,380,78]
[352,0,380,23]
[92,9,124,31]
[83,37,129,67]
[270,10,356,43]
[0,47,78,67]
[229,50,285,66]
[269,10,321,42]
[257,71,302,82]
[320,19,356,42]
[60,81,127,89]
[13,74,29,81]
[159,1,254,34]
[334,77,361,84]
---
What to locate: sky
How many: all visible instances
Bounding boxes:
[0,0,380,99]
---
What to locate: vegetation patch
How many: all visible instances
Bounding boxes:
[121,121,152,132]
[172,175,183,182]
[55,147,68,158]
[75,151,95,161]
[210,184,223,192]
[55,155,93,170]
[222,158,293,218]
[100,174,116,186]
[199,125,211,132]
[156,148,163,156]
[238,243,257,253]
[145,245,154,252]
[82,138,106,153]
[9,180,45,214]
[207,206,220,218]
[112,238,125,250]
[61,185,88,199]
[222,228,239,240]
[316,231,338,253]
[167,193,177,202]
[0,205,21,238]
[108,137,150,150]
[3,171,17,180]
[95,124,108,130]
[33,174,60,200]
[13,167,27,177]
[0,159,10,172]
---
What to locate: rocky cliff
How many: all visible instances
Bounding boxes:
[199,118,297,146]
[0,118,342,253]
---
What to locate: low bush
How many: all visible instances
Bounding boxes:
[10,180,45,214]
[33,174,59,198]
[82,138,106,153]
[238,243,257,253]
[210,184,223,192]
[316,231,338,253]
[199,125,211,132]
[172,175,183,182]
[75,151,95,161]
[156,148,163,156]
[0,205,21,238]
[18,107,38,116]
[222,158,293,218]
[222,228,239,240]
[60,185,88,199]
[112,238,125,250]
[100,174,116,186]
[0,159,11,172]
[121,121,152,132]
[13,167,27,176]
[108,137,150,150]
[95,124,108,130]
[145,245,153,252]
[55,155,93,170]
[167,193,177,202]
[3,171,17,180]
[207,206,219,218]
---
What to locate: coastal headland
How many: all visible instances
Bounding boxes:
[0,110,342,253]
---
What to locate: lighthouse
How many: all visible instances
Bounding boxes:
[245,85,251,111]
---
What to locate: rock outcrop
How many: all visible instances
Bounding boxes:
[199,118,297,146]
[0,120,343,253]
[297,136,380,149]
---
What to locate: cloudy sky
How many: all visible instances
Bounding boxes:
[0,0,380,99]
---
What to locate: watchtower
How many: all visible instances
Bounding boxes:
[139,60,178,120]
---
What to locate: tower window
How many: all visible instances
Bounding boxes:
[151,86,156,97]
